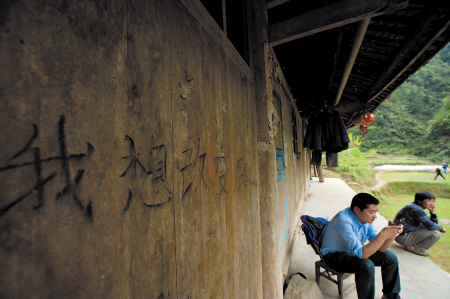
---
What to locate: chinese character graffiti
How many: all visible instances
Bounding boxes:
[0,115,95,218]
[120,135,172,211]
[236,158,249,191]
[120,135,148,178]
[214,155,228,196]
[179,137,208,200]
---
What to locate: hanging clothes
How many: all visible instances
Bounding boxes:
[303,107,350,153]
[320,108,350,153]
[326,152,339,167]
[302,113,323,151]
[312,150,322,166]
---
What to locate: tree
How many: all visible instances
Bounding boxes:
[353,42,450,161]
[428,97,450,137]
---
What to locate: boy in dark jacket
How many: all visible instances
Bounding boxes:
[393,191,447,256]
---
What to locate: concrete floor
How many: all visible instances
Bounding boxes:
[288,177,450,299]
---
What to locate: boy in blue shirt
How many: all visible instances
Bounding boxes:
[321,193,402,299]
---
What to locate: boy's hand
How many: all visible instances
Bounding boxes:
[388,218,405,226]
[429,204,437,214]
[380,225,402,239]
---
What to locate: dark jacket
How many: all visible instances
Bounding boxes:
[303,108,350,153]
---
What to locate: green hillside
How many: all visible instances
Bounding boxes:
[350,43,450,163]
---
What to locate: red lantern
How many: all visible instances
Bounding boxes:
[352,112,376,137]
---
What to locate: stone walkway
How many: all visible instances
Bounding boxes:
[287,177,450,299]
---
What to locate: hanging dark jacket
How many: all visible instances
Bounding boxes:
[303,113,323,151]
[303,108,349,153]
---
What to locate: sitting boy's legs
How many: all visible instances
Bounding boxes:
[324,252,375,299]
[369,250,401,299]
[395,224,441,251]
[324,251,400,299]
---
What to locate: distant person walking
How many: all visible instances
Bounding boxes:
[435,167,446,180]
[443,162,448,175]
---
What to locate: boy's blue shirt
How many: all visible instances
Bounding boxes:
[320,207,378,259]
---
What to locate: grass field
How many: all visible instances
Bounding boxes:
[378,171,450,197]
[379,171,450,183]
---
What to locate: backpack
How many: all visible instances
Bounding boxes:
[300,215,330,255]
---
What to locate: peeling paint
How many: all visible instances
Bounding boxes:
[284,141,288,168]
[179,81,193,99]
[181,109,188,125]
[216,117,223,149]
[268,129,274,143]
[216,159,227,173]
[257,142,268,152]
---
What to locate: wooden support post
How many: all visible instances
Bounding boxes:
[252,0,283,297]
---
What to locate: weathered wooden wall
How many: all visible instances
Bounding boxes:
[275,82,310,278]
[0,0,309,297]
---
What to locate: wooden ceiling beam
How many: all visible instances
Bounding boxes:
[266,0,291,10]
[328,27,344,92]
[358,50,391,60]
[268,0,408,47]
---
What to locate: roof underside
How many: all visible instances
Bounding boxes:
[267,0,450,126]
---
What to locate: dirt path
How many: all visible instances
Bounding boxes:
[370,170,386,190]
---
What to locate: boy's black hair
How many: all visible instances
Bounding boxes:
[350,193,380,212]
[414,191,436,204]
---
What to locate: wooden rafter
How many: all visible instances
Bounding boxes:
[268,0,408,47]
[266,0,291,10]
[328,27,344,93]
[367,1,450,103]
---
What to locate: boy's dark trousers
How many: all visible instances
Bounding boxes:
[435,174,446,179]
[324,250,401,299]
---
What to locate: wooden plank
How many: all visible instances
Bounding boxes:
[222,0,227,35]
[268,0,408,47]
[171,1,205,296]
[172,2,262,297]
[124,1,177,297]
[180,0,253,81]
